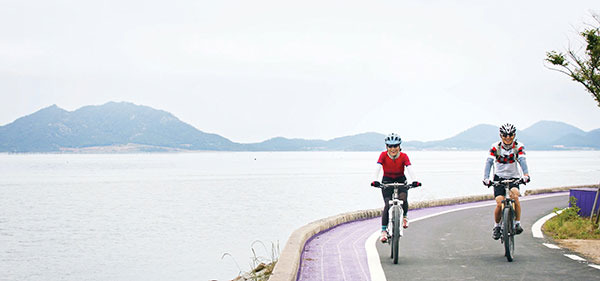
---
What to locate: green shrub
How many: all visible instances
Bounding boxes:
[543,196,600,239]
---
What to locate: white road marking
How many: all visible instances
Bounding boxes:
[353,227,374,281]
[319,226,339,281]
[533,208,600,272]
[366,230,387,281]
[565,254,586,262]
[411,202,497,223]
[335,224,368,281]
[335,228,351,281]
[366,192,568,281]
[531,209,564,238]
[589,264,600,270]
[411,193,568,225]
[543,243,561,249]
[520,192,568,201]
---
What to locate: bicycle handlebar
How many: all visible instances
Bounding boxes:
[379,182,414,189]
[489,178,525,187]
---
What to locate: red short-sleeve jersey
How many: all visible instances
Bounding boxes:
[377,151,411,178]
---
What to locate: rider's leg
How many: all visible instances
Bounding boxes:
[398,191,409,228]
[380,189,393,242]
[381,189,393,229]
[494,196,504,223]
[510,187,521,221]
[492,176,505,223]
[398,191,408,217]
[492,179,505,240]
[511,187,524,234]
[492,195,504,239]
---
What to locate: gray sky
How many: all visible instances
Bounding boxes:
[2,0,600,143]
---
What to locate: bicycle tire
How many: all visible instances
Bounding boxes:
[392,206,401,264]
[503,207,514,262]
[389,207,394,259]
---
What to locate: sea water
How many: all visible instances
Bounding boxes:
[1,151,599,280]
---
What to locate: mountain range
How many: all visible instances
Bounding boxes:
[0,102,598,152]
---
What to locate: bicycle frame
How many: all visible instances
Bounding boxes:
[380,182,412,264]
[382,183,409,234]
[390,184,405,235]
[492,178,522,262]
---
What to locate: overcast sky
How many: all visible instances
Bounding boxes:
[2,0,600,143]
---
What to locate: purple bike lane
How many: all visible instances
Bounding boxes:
[295,192,569,281]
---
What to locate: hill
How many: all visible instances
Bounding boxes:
[0,102,598,152]
[0,102,237,152]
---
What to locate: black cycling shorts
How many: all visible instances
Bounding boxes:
[493,175,520,198]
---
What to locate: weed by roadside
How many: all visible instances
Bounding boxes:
[223,240,279,281]
[543,196,600,239]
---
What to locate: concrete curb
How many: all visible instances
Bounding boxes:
[268,185,597,281]
[523,185,588,196]
[268,208,381,281]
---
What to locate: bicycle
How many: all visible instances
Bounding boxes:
[377,182,418,264]
[489,178,524,262]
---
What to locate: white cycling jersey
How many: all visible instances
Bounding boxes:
[484,141,528,179]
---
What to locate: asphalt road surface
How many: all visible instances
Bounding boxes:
[376,194,600,280]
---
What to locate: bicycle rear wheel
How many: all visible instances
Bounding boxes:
[503,207,514,262]
[392,206,401,264]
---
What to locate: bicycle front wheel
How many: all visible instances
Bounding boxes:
[503,207,514,262]
[392,206,401,264]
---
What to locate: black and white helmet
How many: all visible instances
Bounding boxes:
[384,133,402,145]
[499,123,516,136]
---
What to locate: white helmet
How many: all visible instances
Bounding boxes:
[384,133,402,145]
[499,123,516,136]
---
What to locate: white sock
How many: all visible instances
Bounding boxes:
[494,222,500,227]
[516,221,521,225]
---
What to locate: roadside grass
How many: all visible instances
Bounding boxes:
[543,196,600,240]
[223,240,279,281]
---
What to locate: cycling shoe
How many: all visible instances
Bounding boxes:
[380,231,389,243]
[492,226,501,240]
[515,223,523,235]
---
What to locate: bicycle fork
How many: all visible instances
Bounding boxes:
[388,199,404,238]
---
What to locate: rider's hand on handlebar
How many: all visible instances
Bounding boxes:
[411,181,421,187]
[483,179,491,187]
[521,175,530,184]
[371,181,381,188]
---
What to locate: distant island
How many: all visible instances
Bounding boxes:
[0,102,598,152]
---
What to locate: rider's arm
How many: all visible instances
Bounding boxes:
[516,143,529,177]
[483,157,494,180]
[517,157,529,176]
[374,164,382,182]
[405,165,417,182]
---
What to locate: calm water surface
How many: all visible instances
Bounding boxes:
[1,151,599,280]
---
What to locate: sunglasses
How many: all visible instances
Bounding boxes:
[387,144,400,148]
[501,133,515,138]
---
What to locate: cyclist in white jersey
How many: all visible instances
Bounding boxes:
[482,123,530,240]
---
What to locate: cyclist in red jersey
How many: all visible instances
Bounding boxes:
[371,133,421,243]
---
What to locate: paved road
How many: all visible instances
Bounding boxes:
[297,217,378,280]
[297,192,600,280]
[297,202,481,280]
[376,194,600,280]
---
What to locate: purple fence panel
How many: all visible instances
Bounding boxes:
[569,188,600,217]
